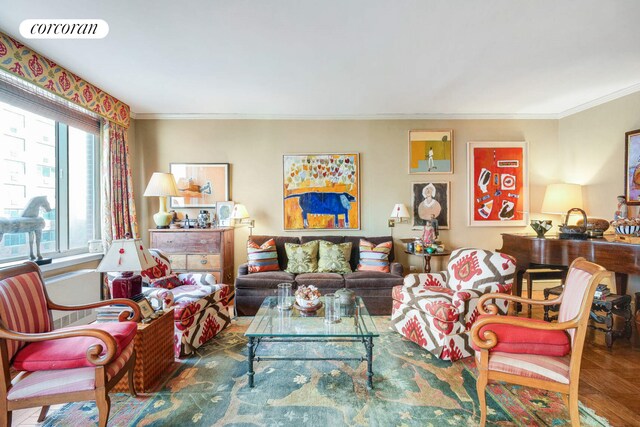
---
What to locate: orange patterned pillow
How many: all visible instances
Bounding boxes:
[357,239,392,273]
[248,238,280,273]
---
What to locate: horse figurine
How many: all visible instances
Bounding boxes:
[0,196,52,261]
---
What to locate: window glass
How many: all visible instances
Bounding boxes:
[0,101,99,262]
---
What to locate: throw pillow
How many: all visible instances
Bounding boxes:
[285,241,319,274]
[318,241,352,273]
[247,238,280,273]
[149,273,183,289]
[357,239,392,273]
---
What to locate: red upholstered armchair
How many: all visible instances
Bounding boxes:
[471,257,610,427]
[0,261,141,427]
[391,248,516,361]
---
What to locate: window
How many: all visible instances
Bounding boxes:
[0,101,100,262]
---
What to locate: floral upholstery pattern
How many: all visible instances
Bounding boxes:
[391,248,515,361]
[114,249,233,358]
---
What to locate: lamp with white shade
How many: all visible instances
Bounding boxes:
[231,203,255,235]
[541,183,584,224]
[144,172,179,228]
[388,203,410,227]
[97,237,156,299]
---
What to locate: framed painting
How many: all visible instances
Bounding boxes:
[624,129,640,205]
[409,130,453,174]
[170,163,229,208]
[216,201,234,226]
[411,182,450,230]
[283,153,360,230]
[467,141,528,227]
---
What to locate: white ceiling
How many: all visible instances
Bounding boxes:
[2,0,640,118]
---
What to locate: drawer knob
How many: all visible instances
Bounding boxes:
[200,259,208,265]
[166,240,173,243]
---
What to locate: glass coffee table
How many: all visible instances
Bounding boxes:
[245,296,379,389]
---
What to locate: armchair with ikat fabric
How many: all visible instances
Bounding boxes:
[391,249,515,361]
[139,249,234,358]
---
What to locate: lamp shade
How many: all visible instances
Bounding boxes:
[143,173,179,197]
[389,203,410,219]
[541,183,584,214]
[97,238,156,272]
[231,204,250,219]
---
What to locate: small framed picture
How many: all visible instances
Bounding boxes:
[625,129,640,205]
[216,201,235,226]
[136,298,155,319]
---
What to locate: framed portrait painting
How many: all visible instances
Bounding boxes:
[409,130,453,174]
[411,182,450,230]
[215,201,234,226]
[283,153,360,230]
[624,129,640,205]
[170,163,229,208]
[467,141,528,227]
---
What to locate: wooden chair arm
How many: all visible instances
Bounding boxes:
[477,292,562,315]
[470,315,578,350]
[0,325,120,366]
[48,298,141,322]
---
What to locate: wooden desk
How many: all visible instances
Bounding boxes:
[498,233,640,297]
[404,250,451,273]
[113,309,175,393]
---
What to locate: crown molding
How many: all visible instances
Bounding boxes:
[558,83,640,118]
[132,112,558,120]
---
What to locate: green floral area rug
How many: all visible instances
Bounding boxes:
[43,318,609,426]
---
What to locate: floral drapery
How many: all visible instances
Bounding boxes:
[102,121,139,244]
[0,31,130,128]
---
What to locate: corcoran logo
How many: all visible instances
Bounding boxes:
[19,19,109,39]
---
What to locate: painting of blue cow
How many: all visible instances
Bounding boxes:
[285,192,355,228]
[283,153,360,230]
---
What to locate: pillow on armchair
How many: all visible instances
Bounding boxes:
[149,273,183,289]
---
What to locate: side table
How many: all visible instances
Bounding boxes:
[404,250,451,273]
[113,308,175,393]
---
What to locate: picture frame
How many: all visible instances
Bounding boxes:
[624,129,640,205]
[170,163,229,208]
[467,141,528,227]
[283,153,360,230]
[136,297,155,320]
[215,201,235,226]
[409,130,453,174]
[411,182,450,230]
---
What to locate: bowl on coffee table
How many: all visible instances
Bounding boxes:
[294,285,321,311]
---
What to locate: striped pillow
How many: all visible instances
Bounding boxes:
[357,239,392,273]
[247,238,280,273]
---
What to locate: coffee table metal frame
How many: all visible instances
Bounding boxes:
[245,296,378,389]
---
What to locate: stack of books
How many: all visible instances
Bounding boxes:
[95,305,133,322]
[594,284,611,299]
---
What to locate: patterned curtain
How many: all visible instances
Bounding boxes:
[102,121,139,245]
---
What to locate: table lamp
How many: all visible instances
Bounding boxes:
[388,203,410,227]
[97,237,156,299]
[541,183,584,224]
[231,203,255,235]
[143,172,179,229]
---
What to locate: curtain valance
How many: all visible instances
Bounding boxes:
[0,31,130,128]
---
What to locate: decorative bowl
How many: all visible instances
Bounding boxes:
[295,296,320,308]
[615,225,640,235]
[530,220,553,238]
[294,285,321,308]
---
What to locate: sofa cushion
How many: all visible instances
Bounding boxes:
[164,284,232,330]
[344,270,403,289]
[149,273,182,289]
[295,273,345,290]
[140,250,172,283]
[285,241,319,274]
[317,241,352,274]
[391,285,459,323]
[249,236,300,270]
[247,238,280,273]
[357,239,392,273]
[472,315,572,356]
[235,271,296,289]
[13,322,137,371]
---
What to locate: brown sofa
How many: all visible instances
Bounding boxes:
[235,235,403,315]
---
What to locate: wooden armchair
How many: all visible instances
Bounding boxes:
[471,257,610,427]
[0,261,141,426]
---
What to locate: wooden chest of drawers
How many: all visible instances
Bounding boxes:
[149,228,234,284]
